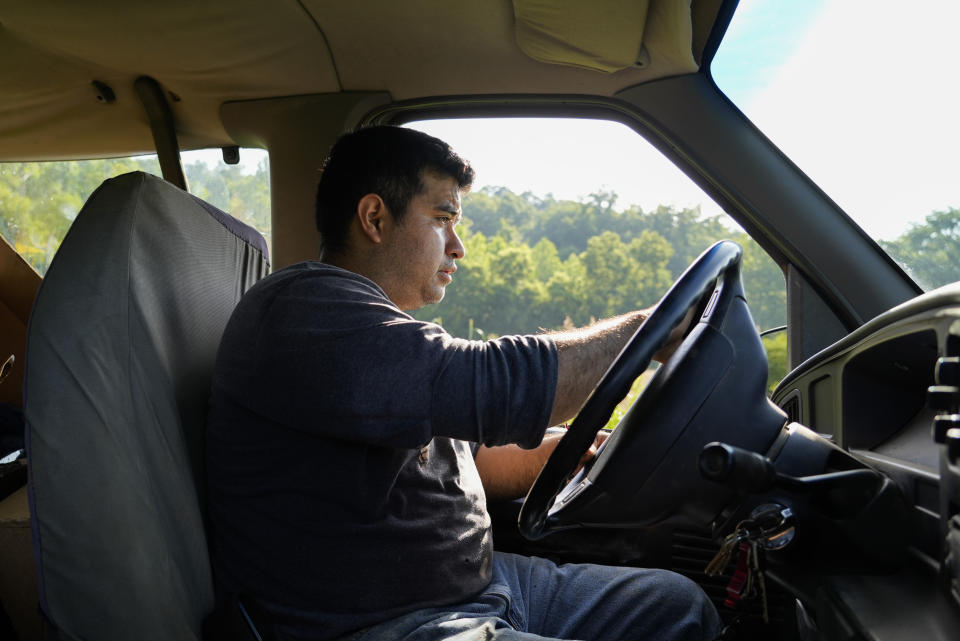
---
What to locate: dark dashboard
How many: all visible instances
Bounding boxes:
[774,282,960,472]
[770,283,960,637]
[490,280,960,640]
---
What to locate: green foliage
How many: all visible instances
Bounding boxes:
[880,207,960,290]
[731,232,787,332]
[0,157,160,272]
[8,155,955,410]
[603,370,655,430]
[0,156,270,274]
[416,186,788,337]
[0,156,793,341]
[762,331,788,395]
[184,158,272,248]
[6,154,954,337]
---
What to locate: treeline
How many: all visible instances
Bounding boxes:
[413,186,787,337]
[880,207,960,291]
[0,157,270,273]
[4,159,957,344]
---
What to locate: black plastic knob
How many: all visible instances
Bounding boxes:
[699,442,777,493]
[936,357,960,386]
[946,428,960,463]
[934,414,960,444]
[928,385,960,412]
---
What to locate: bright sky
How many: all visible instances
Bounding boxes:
[408,117,716,218]
[409,0,960,242]
[730,0,960,240]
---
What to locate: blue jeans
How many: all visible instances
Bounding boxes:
[341,552,723,641]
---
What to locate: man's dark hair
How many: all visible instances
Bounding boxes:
[315,125,475,256]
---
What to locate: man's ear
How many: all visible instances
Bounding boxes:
[356,193,389,244]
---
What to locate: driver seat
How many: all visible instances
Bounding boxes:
[23,172,270,640]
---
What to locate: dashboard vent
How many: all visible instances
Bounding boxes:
[672,528,792,635]
[780,395,800,423]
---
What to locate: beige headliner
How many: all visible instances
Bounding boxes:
[0,0,720,161]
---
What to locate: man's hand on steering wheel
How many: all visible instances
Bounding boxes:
[576,428,609,473]
[519,241,744,540]
[652,305,697,363]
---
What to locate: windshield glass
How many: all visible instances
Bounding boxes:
[712,0,960,291]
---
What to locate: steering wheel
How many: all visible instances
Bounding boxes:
[518,240,745,540]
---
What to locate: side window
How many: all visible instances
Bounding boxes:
[0,149,270,276]
[406,118,788,404]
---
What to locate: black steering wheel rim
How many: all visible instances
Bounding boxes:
[518,240,744,540]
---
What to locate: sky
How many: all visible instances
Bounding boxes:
[407,0,959,242]
[408,117,715,218]
[726,0,960,240]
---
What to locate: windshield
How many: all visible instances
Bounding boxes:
[712,0,960,291]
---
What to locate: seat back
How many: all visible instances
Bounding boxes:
[24,172,269,641]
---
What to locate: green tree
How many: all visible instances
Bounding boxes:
[531,237,562,283]
[762,332,788,395]
[627,230,675,305]
[418,185,790,340]
[635,204,729,275]
[732,233,786,331]
[0,155,270,275]
[880,207,960,290]
[4,163,791,346]
[529,198,600,258]
[462,186,538,239]
[580,231,638,318]
[186,158,272,247]
[0,157,159,272]
[574,230,673,320]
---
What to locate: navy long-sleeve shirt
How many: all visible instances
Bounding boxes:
[206,262,557,640]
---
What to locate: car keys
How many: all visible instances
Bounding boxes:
[751,540,769,623]
[705,504,792,622]
[705,526,745,576]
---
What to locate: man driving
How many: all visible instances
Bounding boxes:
[206,125,722,641]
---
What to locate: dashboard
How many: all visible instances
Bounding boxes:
[775,283,960,466]
[772,282,960,596]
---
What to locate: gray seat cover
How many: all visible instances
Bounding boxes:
[24,172,270,640]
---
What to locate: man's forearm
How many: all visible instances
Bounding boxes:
[474,307,683,501]
[474,433,563,501]
[475,429,610,501]
[547,310,648,425]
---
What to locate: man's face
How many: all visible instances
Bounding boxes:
[378,170,466,311]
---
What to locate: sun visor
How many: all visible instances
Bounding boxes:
[512,0,695,74]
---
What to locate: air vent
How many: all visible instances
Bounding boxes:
[779,393,801,423]
[672,528,792,633]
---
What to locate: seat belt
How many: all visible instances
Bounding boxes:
[134,76,188,191]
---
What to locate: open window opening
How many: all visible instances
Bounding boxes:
[404,117,787,410]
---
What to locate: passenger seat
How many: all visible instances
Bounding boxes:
[23,172,269,641]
